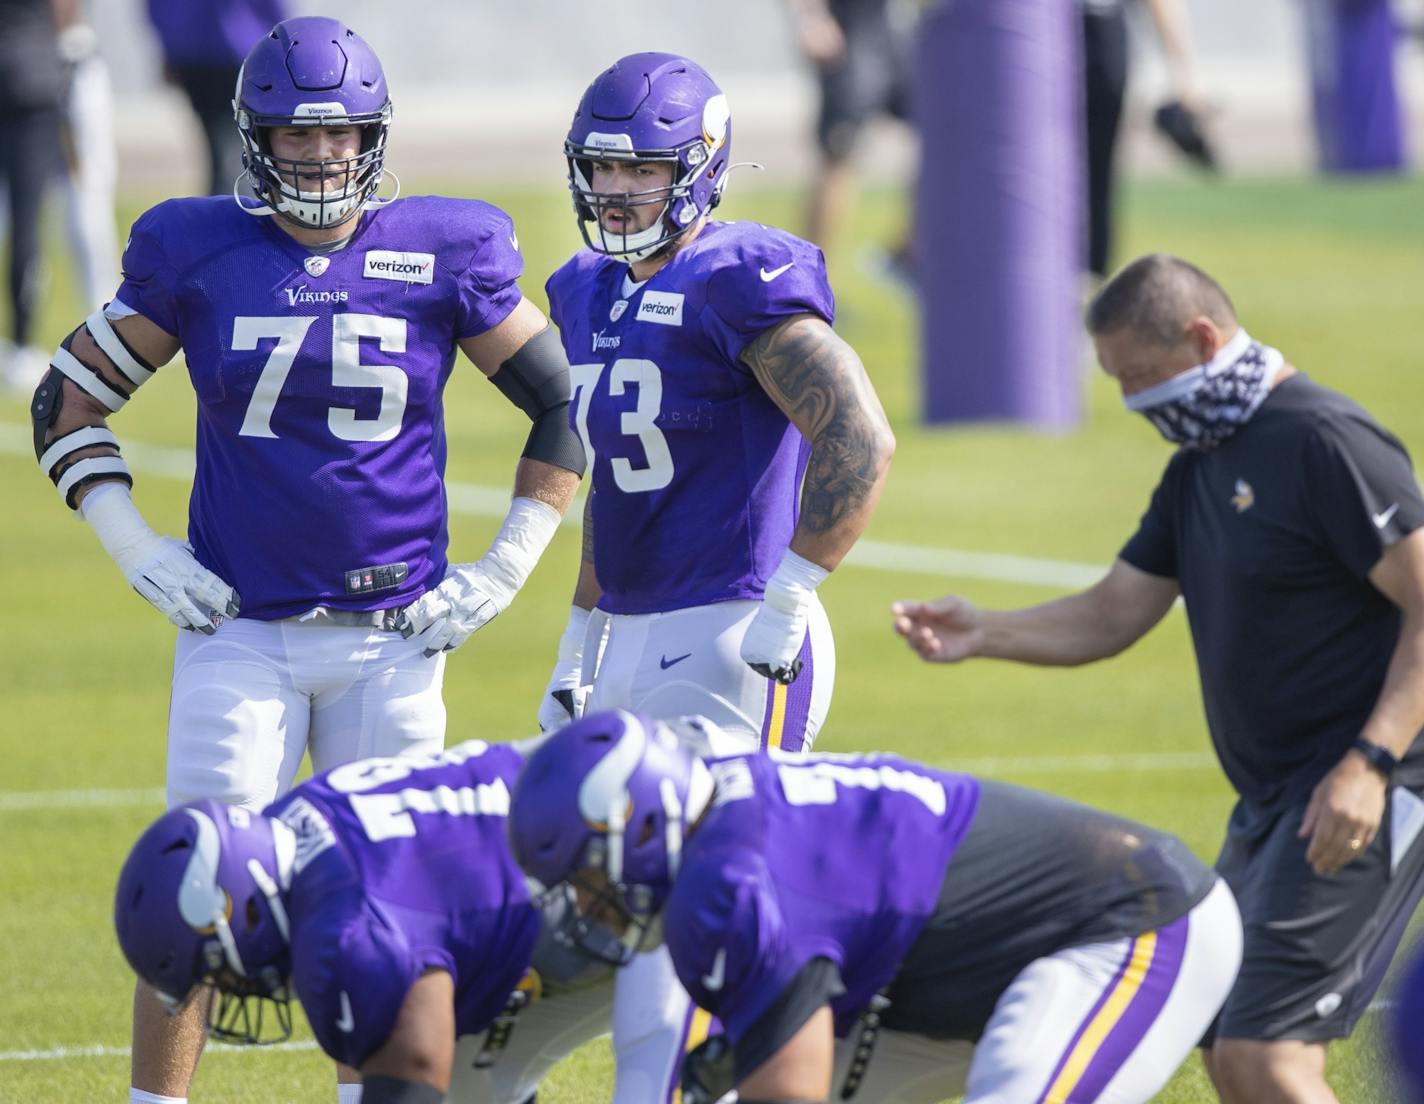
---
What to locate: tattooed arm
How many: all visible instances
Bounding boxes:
[573,491,601,610]
[741,313,895,570]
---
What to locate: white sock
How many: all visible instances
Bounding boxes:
[130,1091,185,1104]
[337,1084,363,1104]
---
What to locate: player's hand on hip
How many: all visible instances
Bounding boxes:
[398,562,512,657]
[129,537,241,634]
[1298,752,1388,876]
[741,552,829,685]
[741,599,809,685]
[892,595,985,663]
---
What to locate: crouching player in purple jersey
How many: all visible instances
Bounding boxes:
[113,741,619,1104]
[29,17,585,1104]
[511,710,1246,1104]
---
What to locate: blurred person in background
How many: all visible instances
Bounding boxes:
[894,253,1424,1104]
[53,0,120,311]
[786,0,918,282]
[0,0,66,391]
[145,0,290,195]
[1081,0,1216,278]
[0,0,121,317]
[29,16,584,1104]
[535,51,895,1104]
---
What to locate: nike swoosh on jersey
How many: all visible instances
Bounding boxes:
[1373,503,1400,529]
[336,990,355,1033]
[759,262,795,282]
[659,653,693,670]
[702,948,727,991]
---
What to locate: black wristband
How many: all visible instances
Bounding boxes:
[1350,738,1398,780]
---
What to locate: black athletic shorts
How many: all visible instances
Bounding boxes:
[815,1,914,161]
[1208,784,1424,1043]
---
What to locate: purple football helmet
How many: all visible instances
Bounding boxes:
[114,800,297,1045]
[566,52,732,261]
[233,17,392,229]
[509,710,714,963]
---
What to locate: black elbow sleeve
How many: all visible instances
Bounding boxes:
[490,324,586,476]
[524,403,586,475]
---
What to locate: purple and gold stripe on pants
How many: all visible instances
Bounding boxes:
[668,1005,716,1104]
[759,628,816,752]
[1035,913,1190,1103]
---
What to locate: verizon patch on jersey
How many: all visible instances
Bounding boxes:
[637,290,685,326]
[363,250,436,284]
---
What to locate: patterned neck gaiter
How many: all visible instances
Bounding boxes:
[1124,328,1285,450]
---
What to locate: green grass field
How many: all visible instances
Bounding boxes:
[1,174,1421,1102]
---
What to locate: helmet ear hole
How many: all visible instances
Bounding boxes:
[244,896,262,933]
[636,814,657,847]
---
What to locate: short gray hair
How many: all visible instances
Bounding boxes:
[1085,254,1237,346]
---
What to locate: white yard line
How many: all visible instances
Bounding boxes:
[0,751,1219,816]
[0,422,1105,589]
[0,1041,319,1063]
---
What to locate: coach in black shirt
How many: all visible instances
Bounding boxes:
[893,253,1424,1104]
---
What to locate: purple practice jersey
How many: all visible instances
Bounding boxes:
[546,222,834,614]
[264,740,537,1067]
[115,195,523,619]
[663,750,979,1042]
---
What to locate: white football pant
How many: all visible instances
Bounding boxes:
[962,878,1242,1103]
[166,618,446,810]
[585,596,835,753]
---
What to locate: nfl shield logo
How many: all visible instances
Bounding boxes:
[610,300,628,321]
[304,255,330,278]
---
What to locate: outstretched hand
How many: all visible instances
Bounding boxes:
[891,595,985,663]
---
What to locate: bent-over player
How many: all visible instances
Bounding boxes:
[511,710,1245,1104]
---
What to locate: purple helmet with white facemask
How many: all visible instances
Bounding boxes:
[114,800,297,1045]
[234,17,392,229]
[509,710,715,964]
[566,52,732,262]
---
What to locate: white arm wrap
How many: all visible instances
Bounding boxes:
[78,482,162,572]
[85,309,156,387]
[52,345,128,412]
[479,497,563,600]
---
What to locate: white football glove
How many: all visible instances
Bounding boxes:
[398,497,561,658]
[398,562,510,656]
[740,550,828,685]
[81,483,240,634]
[538,606,593,732]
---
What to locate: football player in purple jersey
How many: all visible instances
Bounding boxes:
[537,52,895,750]
[30,18,585,1104]
[532,52,894,1102]
[511,710,1245,1104]
[113,740,617,1104]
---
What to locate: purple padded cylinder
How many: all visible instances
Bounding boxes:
[915,0,1083,429]
[1304,0,1407,174]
